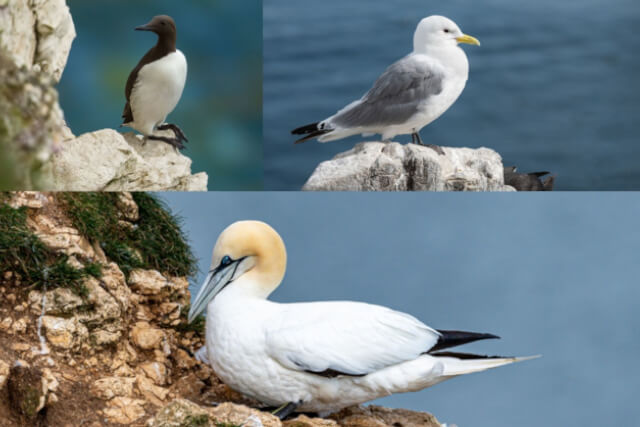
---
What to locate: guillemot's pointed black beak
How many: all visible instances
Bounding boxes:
[135,23,153,31]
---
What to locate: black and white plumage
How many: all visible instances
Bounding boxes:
[188,221,538,417]
[292,15,480,155]
[122,15,188,150]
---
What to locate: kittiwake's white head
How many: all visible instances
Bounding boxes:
[188,221,287,322]
[413,15,480,53]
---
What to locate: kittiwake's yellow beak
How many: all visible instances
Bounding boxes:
[456,34,481,46]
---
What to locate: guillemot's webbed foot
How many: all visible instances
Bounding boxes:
[158,123,189,143]
[272,401,300,420]
[146,134,185,150]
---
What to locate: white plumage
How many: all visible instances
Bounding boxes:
[189,221,537,417]
[126,50,187,136]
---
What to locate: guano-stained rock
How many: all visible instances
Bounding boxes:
[303,142,515,192]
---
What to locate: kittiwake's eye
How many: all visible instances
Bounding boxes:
[444,29,450,33]
[221,256,232,266]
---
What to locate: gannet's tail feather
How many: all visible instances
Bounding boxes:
[431,352,540,376]
[430,330,500,352]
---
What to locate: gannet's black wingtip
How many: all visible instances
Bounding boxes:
[429,329,500,353]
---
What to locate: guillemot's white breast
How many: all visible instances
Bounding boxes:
[129,50,187,135]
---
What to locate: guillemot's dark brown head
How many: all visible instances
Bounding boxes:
[135,15,177,50]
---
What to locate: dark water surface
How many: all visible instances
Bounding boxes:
[163,192,640,427]
[264,0,640,190]
[59,0,263,190]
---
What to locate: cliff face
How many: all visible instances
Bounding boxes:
[0,192,443,427]
[0,1,207,191]
[303,142,515,192]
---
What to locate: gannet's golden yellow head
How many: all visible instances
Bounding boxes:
[188,221,286,322]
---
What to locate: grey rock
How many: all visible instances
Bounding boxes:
[303,142,515,192]
[42,129,208,191]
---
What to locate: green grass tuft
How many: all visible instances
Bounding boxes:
[131,193,197,278]
[180,414,210,426]
[175,305,206,335]
[60,193,197,279]
[0,204,94,296]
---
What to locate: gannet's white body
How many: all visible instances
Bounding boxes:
[189,221,536,417]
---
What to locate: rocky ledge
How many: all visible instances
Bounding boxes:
[0,0,207,191]
[42,130,208,191]
[0,192,445,426]
[303,142,515,191]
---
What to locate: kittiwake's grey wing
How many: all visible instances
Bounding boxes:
[264,301,440,377]
[332,56,445,129]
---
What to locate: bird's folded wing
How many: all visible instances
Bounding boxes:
[265,301,439,376]
[332,56,445,128]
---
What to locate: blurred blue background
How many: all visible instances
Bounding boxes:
[264,0,640,190]
[162,192,640,427]
[59,0,262,190]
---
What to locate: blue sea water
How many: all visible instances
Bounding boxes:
[162,192,640,427]
[58,0,263,190]
[264,0,640,190]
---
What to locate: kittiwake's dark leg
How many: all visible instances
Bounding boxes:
[158,123,189,143]
[415,132,446,155]
[273,401,300,420]
[411,133,417,144]
[146,134,185,150]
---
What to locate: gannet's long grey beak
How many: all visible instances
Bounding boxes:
[188,261,240,323]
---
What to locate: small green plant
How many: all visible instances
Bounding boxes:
[175,305,206,335]
[0,204,96,296]
[60,193,197,279]
[180,414,210,426]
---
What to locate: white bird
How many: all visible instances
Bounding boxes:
[188,221,537,419]
[122,15,188,150]
[291,15,480,155]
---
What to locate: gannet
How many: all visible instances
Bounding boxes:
[122,15,188,150]
[291,16,480,155]
[189,221,536,419]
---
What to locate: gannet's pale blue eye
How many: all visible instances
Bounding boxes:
[221,255,232,266]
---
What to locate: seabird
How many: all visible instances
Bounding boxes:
[504,167,555,191]
[188,221,537,419]
[292,16,480,155]
[122,15,188,150]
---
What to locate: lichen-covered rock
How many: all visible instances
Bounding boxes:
[42,129,208,191]
[130,321,166,350]
[284,415,339,426]
[303,142,515,191]
[330,405,441,427]
[6,362,48,420]
[0,0,75,82]
[91,376,136,400]
[0,0,75,189]
[104,396,147,424]
[41,315,88,350]
[28,287,84,316]
[146,400,282,427]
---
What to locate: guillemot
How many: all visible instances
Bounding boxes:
[122,15,188,150]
